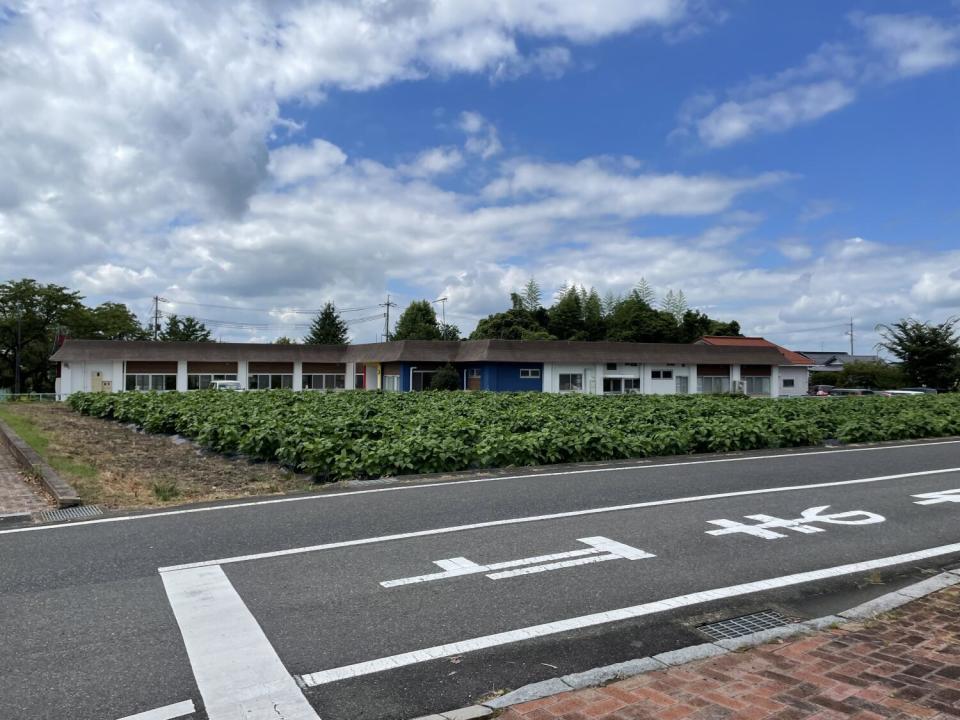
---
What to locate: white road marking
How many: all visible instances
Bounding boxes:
[913,488,960,505]
[298,540,960,687]
[3,439,959,535]
[115,700,196,720]
[159,466,960,572]
[161,566,319,720]
[706,505,886,540]
[381,536,654,587]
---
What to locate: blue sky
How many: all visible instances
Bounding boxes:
[2,1,959,351]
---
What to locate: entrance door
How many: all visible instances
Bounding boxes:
[676,375,689,394]
[411,370,437,391]
[466,369,482,391]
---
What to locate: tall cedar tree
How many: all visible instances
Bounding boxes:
[304,303,349,344]
[392,300,442,340]
[877,318,960,389]
[159,315,212,342]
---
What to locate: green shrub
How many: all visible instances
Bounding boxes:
[67,391,958,482]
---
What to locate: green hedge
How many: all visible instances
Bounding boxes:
[68,391,960,481]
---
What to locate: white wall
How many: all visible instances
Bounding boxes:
[779,366,809,397]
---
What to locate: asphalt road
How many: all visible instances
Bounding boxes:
[2,439,960,720]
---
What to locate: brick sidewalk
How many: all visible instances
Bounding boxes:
[0,445,51,515]
[501,587,960,720]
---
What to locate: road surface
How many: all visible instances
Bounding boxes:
[2,439,959,720]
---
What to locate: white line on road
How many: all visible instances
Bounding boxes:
[159,466,960,572]
[161,566,319,720]
[115,700,196,720]
[3,439,958,535]
[298,540,960,687]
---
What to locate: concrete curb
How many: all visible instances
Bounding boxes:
[410,570,960,720]
[0,417,80,508]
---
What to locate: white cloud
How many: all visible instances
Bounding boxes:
[778,240,813,261]
[859,13,960,78]
[695,81,856,147]
[268,140,348,184]
[459,111,503,158]
[676,12,960,147]
[398,147,464,177]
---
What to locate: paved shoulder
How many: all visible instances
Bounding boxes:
[0,445,50,516]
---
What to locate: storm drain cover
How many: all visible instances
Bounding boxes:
[36,505,104,523]
[697,610,800,641]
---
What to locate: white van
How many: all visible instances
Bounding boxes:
[210,380,243,391]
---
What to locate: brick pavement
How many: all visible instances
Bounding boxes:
[0,445,51,515]
[500,586,960,720]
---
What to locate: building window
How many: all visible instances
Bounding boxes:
[519,368,541,379]
[558,373,583,393]
[782,378,796,388]
[125,374,176,392]
[383,375,400,392]
[188,373,237,390]
[248,374,293,390]
[303,374,345,391]
[651,370,673,380]
[624,378,641,393]
[698,376,730,394]
[356,372,365,389]
[468,369,483,378]
[744,376,771,396]
[603,377,622,394]
[606,363,617,371]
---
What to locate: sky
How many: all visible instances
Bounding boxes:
[1,0,959,353]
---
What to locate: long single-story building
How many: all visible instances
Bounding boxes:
[50,338,810,398]
[696,336,814,397]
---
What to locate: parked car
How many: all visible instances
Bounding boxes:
[828,388,876,396]
[809,384,834,396]
[876,390,923,397]
[898,387,938,394]
[210,380,243,391]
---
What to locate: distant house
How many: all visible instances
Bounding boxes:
[697,336,813,397]
[799,351,882,374]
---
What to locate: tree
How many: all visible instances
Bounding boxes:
[581,287,605,340]
[605,290,677,342]
[392,300,442,340]
[548,287,585,339]
[830,361,906,390]
[159,315,212,342]
[470,293,553,340]
[521,277,542,312]
[88,302,149,341]
[877,317,960,389]
[635,277,655,306]
[274,336,295,345]
[661,289,688,324]
[429,364,460,390]
[439,323,461,341]
[304,302,348,345]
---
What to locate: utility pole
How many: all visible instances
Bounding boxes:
[14,304,22,395]
[847,316,854,356]
[153,296,168,340]
[380,294,397,341]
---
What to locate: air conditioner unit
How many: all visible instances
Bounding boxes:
[733,380,745,394]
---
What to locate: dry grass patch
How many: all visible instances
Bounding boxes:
[0,402,313,509]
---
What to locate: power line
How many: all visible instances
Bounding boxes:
[159,297,380,315]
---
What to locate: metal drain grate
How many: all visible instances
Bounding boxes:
[698,610,800,641]
[36,505,104,523]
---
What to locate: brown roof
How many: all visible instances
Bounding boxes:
[53,338,788,366]
[697,336,813,366]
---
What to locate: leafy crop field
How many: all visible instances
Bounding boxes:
[68,391,960,481]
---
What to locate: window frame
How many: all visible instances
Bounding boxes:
[519,368,541,379]
[558,373,583,393]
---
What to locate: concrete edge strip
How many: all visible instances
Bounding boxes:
[0,417,80,508]
[409,570,960,720]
